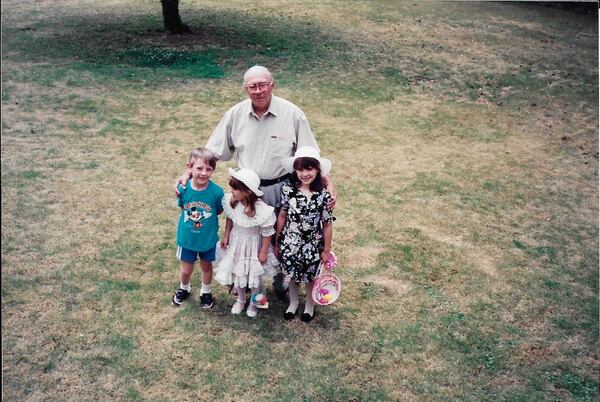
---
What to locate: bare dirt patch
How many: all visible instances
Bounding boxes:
[363,274,410,295]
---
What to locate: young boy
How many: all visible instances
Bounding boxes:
[173,147,224,309]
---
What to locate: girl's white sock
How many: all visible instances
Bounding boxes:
[286,281,300,314]
[180,283,191,291]
[303,281,315,316]
[231,286,246,314]
[237,287,247,303]
[247,288,259,317]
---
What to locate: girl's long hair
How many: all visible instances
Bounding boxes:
[290,157,324,192]
[229,177,258,217]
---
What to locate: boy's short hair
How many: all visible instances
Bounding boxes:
[188,147,217,169]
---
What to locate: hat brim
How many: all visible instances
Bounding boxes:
[229,168,264,196]
[282,156,332,177]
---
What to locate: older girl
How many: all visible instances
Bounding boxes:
[275,147,335,322]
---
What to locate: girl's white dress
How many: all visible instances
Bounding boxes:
[214,193,279,289]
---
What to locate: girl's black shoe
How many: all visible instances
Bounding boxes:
[284,307,297,320]
[300,312,314,323]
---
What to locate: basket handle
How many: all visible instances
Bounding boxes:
[315,261,331,278]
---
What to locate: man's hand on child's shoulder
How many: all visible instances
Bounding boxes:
[174,170,193,197]
[326,183,337,210]
[174,180,183,197]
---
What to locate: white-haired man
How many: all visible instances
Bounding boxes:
[177,65,336,299]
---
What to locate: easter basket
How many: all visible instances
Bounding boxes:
[312,252,341,306]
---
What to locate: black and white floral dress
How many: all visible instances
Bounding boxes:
[278,182,335,284]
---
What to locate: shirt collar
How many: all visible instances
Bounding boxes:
[247,96,280,119]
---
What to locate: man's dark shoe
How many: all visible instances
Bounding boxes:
[200,293,214,309]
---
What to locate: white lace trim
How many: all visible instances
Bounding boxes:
[214,247,279,288]
[222,193,276,228]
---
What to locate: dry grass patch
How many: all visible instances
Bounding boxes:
[2,1,598,401]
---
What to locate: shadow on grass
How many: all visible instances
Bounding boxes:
[3,8,350,83]
[2,7,415,102]
[3,4,598,105]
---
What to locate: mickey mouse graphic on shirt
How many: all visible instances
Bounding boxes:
[182,202,213,230]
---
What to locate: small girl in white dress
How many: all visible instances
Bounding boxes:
[214,168,279,317]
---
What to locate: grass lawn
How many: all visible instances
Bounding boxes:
[2,1,598,401]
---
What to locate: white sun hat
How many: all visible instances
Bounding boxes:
[229,168,264,196]
[282,146,332,176]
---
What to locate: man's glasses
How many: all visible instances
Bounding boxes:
[245,82,271,92]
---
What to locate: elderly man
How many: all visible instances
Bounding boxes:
[177,65,336,298]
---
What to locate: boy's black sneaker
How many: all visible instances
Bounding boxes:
[172,288,190,306]
[200,293,214,309]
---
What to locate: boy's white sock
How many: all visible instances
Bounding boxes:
[201,283,211,295]
[180,283,191,291]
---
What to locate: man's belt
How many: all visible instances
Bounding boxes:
[260,174,291,187]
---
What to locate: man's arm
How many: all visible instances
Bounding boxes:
[174,169,192,196]
[206,108,235,161]
[295,109,320,150]
[174,109,236,197]
[322,174,337,210]
[292,105,336,208]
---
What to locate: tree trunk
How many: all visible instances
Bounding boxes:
[160,0,191,34]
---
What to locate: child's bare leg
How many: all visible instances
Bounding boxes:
[173,261,195,305]
[180,261,195,288]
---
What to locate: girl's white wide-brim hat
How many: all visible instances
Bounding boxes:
[282,146,332,176]
[229,168,264,196]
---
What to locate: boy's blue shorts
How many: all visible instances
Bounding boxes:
[176,246,216,263]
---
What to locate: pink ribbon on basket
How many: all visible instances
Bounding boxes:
[324,251,338,270]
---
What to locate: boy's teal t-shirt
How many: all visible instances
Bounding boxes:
[176,180,224,252]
